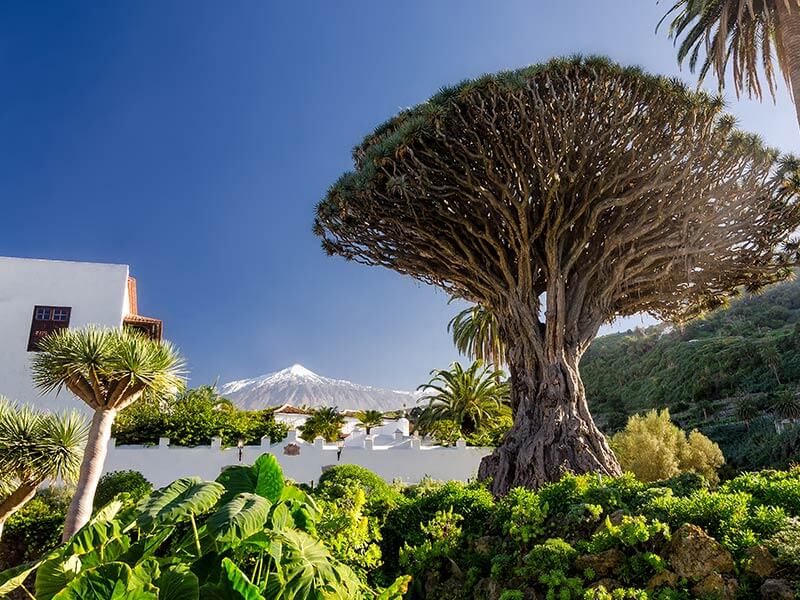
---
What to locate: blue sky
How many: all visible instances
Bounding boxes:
[1,1,798,391]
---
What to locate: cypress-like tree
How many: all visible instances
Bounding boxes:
[314,56,800,494]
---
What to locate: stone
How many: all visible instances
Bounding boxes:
[646,570,678,589]
[760,578,796,600]
[574,548,626,577]
[472,578,500,600]
[744,545,777,579]
[665,524,734,580]
[473,535,501,554]
[691,573,738,600]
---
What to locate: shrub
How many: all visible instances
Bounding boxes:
[113,385,289,447]
[643,488,786,554]
[316,464,399,514]
[611,409,724,484]
[316,483,383,580]
[588,515,670,553]
[0,490,69,570]
[381,481,495,579]
[721,467,800,516]
[93,470,152,510]
[767,516,800,568]
[424,419,462,446]
[520,538,578,580]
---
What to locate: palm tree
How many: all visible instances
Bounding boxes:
[735,397,760,429]
[0,400,87,539]
[299,407,345,442]
[357,410,384,435]
[773,390,800,420]
[448,304,505,367]
[31,327,184,540]
[417,360,510,436]
[662,0,800,126]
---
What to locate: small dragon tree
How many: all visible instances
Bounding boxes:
[314,56,800,494]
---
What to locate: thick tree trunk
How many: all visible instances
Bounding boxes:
[62,408,116,540]
[479,349,621,496]
[0,482,38,540]
[776,0,800,127]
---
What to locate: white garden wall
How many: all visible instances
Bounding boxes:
[103,430,493,488]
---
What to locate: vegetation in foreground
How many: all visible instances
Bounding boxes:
[2,457,800,599]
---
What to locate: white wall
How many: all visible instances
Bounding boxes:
[103,431,493,488]
[0,257,129,411]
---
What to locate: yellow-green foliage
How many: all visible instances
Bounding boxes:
[611,409,724,484]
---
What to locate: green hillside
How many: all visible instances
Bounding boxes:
[582,276,800,472]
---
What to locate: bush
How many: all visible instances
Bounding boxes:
[381,481,495,579]
[520,538,577,580]
[93,470,152,510]
[611,409,724,484]
[0,490,69,570]
[642,488,786,554]
[721,467,800,516]
[113,385,289,447]
[316,464,399,513]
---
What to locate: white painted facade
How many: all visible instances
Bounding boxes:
[103,429,493,488]
[0,256,131,411]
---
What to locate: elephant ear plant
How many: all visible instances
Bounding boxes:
[31,326,185,540]
[0,452,410,600]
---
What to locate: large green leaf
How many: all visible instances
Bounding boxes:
[207,493,271,544]
[51,562,157,600]
[0,559,44,596]
[157,565,199,600]
[216,466,258,505]
[253,454,284,502]
[136,477,223,531]
[35,554,83,600]
[199,558,264,600]
[377,575,412,600]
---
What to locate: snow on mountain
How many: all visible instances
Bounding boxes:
[219,364,419,412]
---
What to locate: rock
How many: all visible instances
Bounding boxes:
[574,548,626,577]
[473,578,500,600]
[473,535,501,554]
[665,524,734,580]
[691,573,738,600]
[647,570,678,589]
[744,545,777,579]
[760,578,796,600]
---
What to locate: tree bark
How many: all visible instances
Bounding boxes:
[776,0,800,127]
[62,408,116,540]
[0,482,38,540]
[478,347,621,496]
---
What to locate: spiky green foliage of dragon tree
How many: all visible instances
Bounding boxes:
[417,361,510,437]
[315,56,800,494]
[662,0,800,126]
[31,327,184,540]
[0,400,87,539]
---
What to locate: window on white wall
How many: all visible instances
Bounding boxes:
[28,305,71,351]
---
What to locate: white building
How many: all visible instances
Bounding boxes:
[0,256,162,411]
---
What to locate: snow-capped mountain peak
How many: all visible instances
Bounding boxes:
[219,364,418,412]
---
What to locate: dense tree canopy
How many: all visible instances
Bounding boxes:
[315,56,800,493]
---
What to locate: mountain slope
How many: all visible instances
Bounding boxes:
[220,364,418,412]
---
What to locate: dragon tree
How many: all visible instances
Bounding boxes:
[314,56,800,495]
